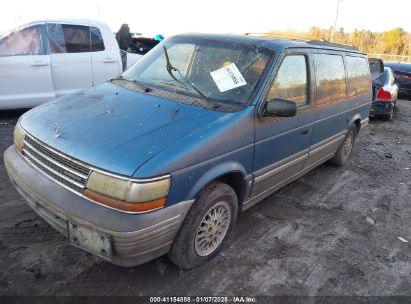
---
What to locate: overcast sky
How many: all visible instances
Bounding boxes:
[1,0,410,37]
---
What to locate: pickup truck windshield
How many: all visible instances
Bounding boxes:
[122,36,273,106]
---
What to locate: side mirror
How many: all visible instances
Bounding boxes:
[264,98,297,117]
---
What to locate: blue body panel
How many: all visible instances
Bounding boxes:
[20,83,226,176]
[254,112,313,171]
[311,102,348,145]
[137,107,256,204]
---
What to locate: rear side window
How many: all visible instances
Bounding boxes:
[314,54,346,105]
[0,25,44,56]
[47,24,105,53]
[62,24,90,52]
[345,56,371,98]
[266,55,309,108]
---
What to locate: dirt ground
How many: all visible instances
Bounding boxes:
[0,100,410,297]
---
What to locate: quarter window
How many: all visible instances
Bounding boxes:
[266,55,309,108]
[0,25,43,56]
[314,54,346,105]
[345,56,371,98]
[90,27,105,51]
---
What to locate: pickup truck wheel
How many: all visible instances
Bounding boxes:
[330,124,356,167]
[168,182,238,269]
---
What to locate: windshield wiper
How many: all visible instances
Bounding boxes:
[163,46,218,110]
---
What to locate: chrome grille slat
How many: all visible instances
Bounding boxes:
[24,150,85,188]
[22,135,91,194]
[24,141,88,179]
[25,136,90,176]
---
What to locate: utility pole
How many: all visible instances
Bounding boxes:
[330,0,342,42]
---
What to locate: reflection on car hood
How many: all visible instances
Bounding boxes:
[20,82,225,176]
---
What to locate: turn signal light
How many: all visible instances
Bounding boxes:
[84,189,166,213]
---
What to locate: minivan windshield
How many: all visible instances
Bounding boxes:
[122,36,273,107]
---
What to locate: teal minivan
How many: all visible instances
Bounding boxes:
[5,34,372,269]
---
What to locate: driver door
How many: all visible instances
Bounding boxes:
[0,24,55,109]
[251,50,314,198]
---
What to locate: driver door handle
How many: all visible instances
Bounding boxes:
[31,61,48,67]
[302,128,310,135]
[102,58,117,63]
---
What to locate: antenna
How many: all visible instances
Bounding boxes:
[331,0,343,42]
[89,15,94,86]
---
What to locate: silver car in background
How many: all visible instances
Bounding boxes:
[370,66,399,121]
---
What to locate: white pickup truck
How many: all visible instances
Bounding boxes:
[0,19,142,109]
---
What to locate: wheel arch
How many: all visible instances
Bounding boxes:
[348,114,362,135]
[187,162,249,207]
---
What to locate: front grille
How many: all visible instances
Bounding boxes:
[23,135,91,194]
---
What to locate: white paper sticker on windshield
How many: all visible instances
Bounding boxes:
[210,63,247,92]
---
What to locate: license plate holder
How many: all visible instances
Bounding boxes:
[67,221,112,261]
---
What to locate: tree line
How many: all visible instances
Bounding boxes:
[266,27,411,62]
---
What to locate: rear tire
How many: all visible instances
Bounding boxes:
[330,124,357,167]
[168,182,238,269]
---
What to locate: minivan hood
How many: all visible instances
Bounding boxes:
[20,82,225,176]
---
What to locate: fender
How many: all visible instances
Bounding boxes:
[187,161,248,200]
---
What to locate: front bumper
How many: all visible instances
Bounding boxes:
[4,146,194,267]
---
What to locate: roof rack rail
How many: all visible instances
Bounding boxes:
[244,32,319,40]
[244,32,360,51]
[307,40,359,51]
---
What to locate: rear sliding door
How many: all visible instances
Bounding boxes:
[306,52,349,168]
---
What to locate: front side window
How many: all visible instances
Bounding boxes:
[0,25,43,56]
[314,54,346,105]
[266,55,309,108]
[122,37,273,107]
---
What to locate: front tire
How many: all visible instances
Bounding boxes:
[168,182,238,269]
[330,124,357,167]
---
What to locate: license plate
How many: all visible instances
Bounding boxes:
[67,221,112,261]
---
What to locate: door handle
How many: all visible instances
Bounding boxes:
[301,128,310,135]
[31,61,48,66]
[102,58,117,63]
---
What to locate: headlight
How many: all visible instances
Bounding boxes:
[84,171,170,213]
[14,123,25,153]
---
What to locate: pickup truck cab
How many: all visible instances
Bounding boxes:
[0,19,142,109]
[5,34,372,269]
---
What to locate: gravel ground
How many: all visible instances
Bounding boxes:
[0,101,410,297]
